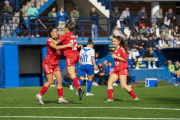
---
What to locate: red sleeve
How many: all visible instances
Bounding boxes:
[59,34,66,42]
[121,49,128,60]
[46,39,52,46]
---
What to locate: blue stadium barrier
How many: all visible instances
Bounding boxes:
[0,45,5,89]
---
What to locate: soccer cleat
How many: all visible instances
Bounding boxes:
[113,83,118,86]
[58,98,69,104]
[76,90,79,96]
[69,85,74,90]
[134,97,140,102]
[36,94,44,105]
[78,88,85,101]
[104,99,114,103]
[86,93,94,96]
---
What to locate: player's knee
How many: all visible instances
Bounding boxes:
[108,80,113,85]
[48,81,54,85]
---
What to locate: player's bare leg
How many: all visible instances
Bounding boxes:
[36,74,54,105]
[67,66,84,101]
[54,71,69,104]
[119,75,139,101]
[104,74,118,103]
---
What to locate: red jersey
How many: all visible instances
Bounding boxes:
[43,39,62,67]
[113,46,128,72]
[59,32,79,57]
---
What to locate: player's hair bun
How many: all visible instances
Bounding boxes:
[87,37,94,45]
[65,21,74,31]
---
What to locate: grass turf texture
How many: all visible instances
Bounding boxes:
[0,81,180,120]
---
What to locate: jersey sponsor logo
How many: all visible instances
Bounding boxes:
[71,35,76,38]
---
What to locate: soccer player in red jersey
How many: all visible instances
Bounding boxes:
[58,21,85,101]
[36,28,73,105]
[104,36,140,103]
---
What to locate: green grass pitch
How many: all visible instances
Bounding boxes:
[0,81,180,120]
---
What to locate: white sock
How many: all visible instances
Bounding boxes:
[59,97,63,100]
[38,94,42,98]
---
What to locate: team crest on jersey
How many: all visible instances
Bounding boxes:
[118,54,121,56]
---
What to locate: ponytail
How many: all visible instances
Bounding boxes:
[114,36,128,52]
[87,37,94,45]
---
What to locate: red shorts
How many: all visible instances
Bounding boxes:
[66,55,80,67]
[43,63,60,75]
[111,69,129,76]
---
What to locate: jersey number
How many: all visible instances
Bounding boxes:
[82,54,88,62]
[70,40,77,50]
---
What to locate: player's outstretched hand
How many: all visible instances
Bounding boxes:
[80,45,83,49]
[112,54,117,59]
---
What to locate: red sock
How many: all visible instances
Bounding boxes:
[128,90,137,99]
[57,88,63,98]
[107,89,113,100]
[73,77,81,89]
[39,85,48,96]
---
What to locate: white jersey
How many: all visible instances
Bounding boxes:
[80,47,95,65]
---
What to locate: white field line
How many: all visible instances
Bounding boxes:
[0,116,179,119]
[0,107,180,111]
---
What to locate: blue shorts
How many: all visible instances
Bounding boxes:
[80,64,94,76]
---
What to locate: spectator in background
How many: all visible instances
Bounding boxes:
[104,61,113,82]
[28,2,40,37]
[158,35,169,49]
[62,67,74,90]
[147,35,156,50]
[71,8,79,37]
[166,8,176,28]
[169,28,175,39]
[119,7,130,34]
[2,0,13,37]
[127,35,134,49]
[57,7,67,35]
[143,47,157,69]
[90,7,99,37]
[95,53,99,65]
[93,62,104,86]
[174,25,180,36]
[134,7,147,26]
[175,36,180,47]
[129,47,140,69]
[110,7,121,32]
[170,35,178,48]
[152,8,163,27]
[161,27,171,40]
[164,60,176,77]
[130,25,140,39]
[149,26,156,37]
[102,60,108,72]
[146,25,150,32]
[174,60,180,83]
[48,7,56,27]
[139,25,149,40]
[111,25,125,39]
[135,35,144,57]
